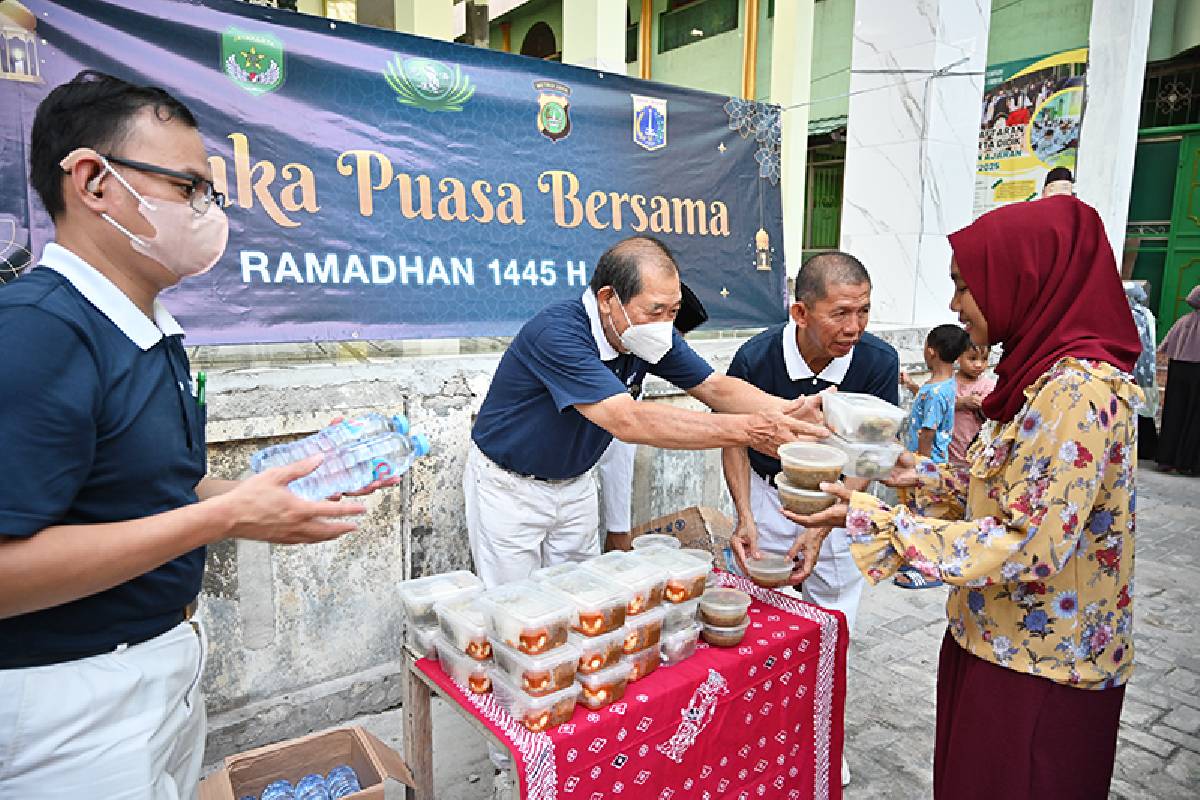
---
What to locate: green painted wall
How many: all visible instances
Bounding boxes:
[1147,0,1200,62]
[647,0,746,98]
[489,0,563,57]
[807,0,853,122]
[986,0,1092,65]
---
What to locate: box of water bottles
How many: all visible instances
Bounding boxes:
[197,726,414,800]
[249,413,431,501]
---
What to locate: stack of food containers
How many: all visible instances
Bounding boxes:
[432,593,495,695]
[631,545,707,666]
[478,581,581,731]
[537,567,633,710]
[397,571,483,661]
[581,552,669,683]
[698,587,752,647]
[775,441,847,516]
[820,391,906,480]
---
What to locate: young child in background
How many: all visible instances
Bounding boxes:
[949,344,996,470]
[895,324,971,588]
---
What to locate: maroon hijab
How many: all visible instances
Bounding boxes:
[947,196,1140,423]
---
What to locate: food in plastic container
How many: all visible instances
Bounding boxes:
[580,551,668,616]
[576,661,632,709]
[822,391,906,442]
[530,562,581,582]
[633,546,710,604]
[570,629,625,674]
[623,645,661,682]
[433,635,492,694]
[699,588,751,627]
[406,624,440,660]
[631,533,680,550]
[745,554,795,589]
[777,441,848,489]
[622,604,667,654]
[397,571,483,629]
[490,668,581,732]
[435,594,492,661]
[660,623,701,666]
[490,636,580,697]
[825,434,904,480]
[478,582,572,656]
[538,569,629,636]
[701,618,751,647]
[776,475,837,515]
[663,597,700,633]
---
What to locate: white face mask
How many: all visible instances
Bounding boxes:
[612,294,674,364]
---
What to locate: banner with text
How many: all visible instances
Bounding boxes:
[973,48,1088,218]
[0,0,786,343]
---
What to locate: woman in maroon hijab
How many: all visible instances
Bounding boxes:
[790,195,1142,798]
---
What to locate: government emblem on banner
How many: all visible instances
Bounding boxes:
[632,94,667,151]
[534,80,571,142]
[221,28,285,95]
[383,55,475,112]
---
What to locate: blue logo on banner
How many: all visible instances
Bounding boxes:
[632,94,667,151]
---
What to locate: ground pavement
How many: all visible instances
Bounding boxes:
[343,466,1200,798]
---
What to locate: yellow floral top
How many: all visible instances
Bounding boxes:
[847,358,1139,689]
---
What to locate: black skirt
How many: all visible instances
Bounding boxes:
[1157,358,1200,473]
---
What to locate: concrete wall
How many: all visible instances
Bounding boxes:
[197,325,929,760]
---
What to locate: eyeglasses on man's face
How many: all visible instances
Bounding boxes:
[102,153,226,215]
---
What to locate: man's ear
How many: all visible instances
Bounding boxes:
[790,301,807,327]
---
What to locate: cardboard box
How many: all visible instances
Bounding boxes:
[198,726,414,800]
[629,505,734,556]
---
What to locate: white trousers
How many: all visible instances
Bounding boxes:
[746,471,865,634]
[596,438,637,533]
[464,443,601,588]
[0,615,208,799]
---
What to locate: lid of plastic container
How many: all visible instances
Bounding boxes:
[410,433,431,457]
[702,616,752,633]
[398,570,482,602]
[745,554,794,577]
[631,533,681,550]
[581,551,669,587]
[531,562,580,582]
[490,635,580,667]
[480,581,569,622]
[540,569,628,607]
[698,587,752,613]
[435,594,488,627]
[775,474,836,498]
[576,659,633,685]
[490,665,582,709]
[633,546,710,579]
[391,413,410,435]
[626,603,668,626]
[777,441,847,467]
[661,621,702,645]
[568,627,626,648]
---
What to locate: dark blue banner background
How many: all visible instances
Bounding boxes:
[0,0,787,344]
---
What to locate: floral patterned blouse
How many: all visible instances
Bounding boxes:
[846,358,1139,690]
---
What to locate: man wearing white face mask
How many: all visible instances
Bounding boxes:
[0,71,382,800]
[465,236,828,586]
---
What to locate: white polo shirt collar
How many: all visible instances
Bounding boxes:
[582,288,620,361]
[38,242,184,350]
[782,319,853,384]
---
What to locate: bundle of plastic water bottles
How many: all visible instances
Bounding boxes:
[250,412,430,501]
[248,763,361,799]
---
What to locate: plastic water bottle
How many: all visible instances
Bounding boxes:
[295,773,331,800]
[326,764,362,798]
[288,432,431,501]
[260,779,295,800]
[250,413,411,473]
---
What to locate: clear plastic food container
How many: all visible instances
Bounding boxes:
[490,668,581,732]
[660,622,701,666]
[776,475,837,515]
[435,595,492,661]
[576,661,633,709]
[701,618,751,647]
[745,554,795,589]
[631,533,681,550]
[538,569,629,637]
[622,604,668,655]
[663,597,700,633]
[822,392,906,442]
[570,629,626,675]
[777,441,847,489]
[624,645,661,683]
[633,547,710,604]
[825,434,904,480]
[699,588,751,627]
[406,624,440,660]
[580,551,669,616]
[433,634,492,694]
[680,548,715,569]
[530,562,580,582]
[397,571,483,629]
[478,582,572,656]
[490,636,580,697]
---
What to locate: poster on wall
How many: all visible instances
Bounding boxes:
[973,47,1088,217]
[0,0,787,344]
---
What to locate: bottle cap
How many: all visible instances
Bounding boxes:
[391,413,410,435]
[411,432,431,457]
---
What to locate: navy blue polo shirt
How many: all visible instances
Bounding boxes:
[0,244,207,663]
[472,291,713,480]
[728,322,899,480]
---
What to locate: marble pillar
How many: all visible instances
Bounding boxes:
[563,0,627,74]
[1075,0,1154,263]
[771,0,817,279]
[839,0,991,327]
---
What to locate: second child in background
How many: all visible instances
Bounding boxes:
[949,344,996,470]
